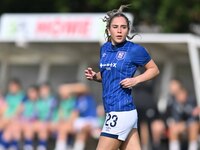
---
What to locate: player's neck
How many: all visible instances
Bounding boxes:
[111,40,127,49]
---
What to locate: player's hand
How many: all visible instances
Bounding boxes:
[120,78,138,88]
[192,107,200,116]
[85,67,96,80]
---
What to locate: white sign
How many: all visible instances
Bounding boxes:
[0,13,133,42]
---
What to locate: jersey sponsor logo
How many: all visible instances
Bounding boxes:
[116,51,126,60]
[100,63,117,70]
[100,63,117,68]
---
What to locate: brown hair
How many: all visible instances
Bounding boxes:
[103,5,134,41]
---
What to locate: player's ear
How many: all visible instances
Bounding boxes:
[107,28,111,36]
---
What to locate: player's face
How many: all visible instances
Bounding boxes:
[169,80,181,96]
[8,83,20,94]
[28,88,38,101]
[39,85,50,99]
[108,16,129,45]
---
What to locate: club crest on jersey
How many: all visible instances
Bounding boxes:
[116,51,126,60]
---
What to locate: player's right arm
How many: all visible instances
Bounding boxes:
[85,67,102,82]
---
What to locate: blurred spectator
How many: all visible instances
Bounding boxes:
[0,78,26,150]
[55,83,102,150]
[52,84,76,150]
[21,85,40,150]
[72,92,98,150]
[166,79,199,150]
[34,82,57,150]
[150,113,166,150]
[93,104,105,139]
[133,76,158,150]
[0,91,6,118]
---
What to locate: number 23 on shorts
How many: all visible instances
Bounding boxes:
[105,113,118,127]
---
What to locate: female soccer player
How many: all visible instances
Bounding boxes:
[85,5,159,150]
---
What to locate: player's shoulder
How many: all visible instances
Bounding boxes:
[100,41,110,49]
[127,41,146,52]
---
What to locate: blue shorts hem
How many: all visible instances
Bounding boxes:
[100,132,119,139]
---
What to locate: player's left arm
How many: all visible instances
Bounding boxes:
[59,83,89,96]
[120,59,159,88]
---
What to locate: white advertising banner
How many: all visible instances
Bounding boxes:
[0,13,133,42]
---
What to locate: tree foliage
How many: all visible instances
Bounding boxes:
[0,0,199,32]
[157,0,199,32]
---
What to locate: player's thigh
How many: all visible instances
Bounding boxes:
[120,128,141,150]
[169,121,186,134]
[98,110,138,150]
[188,121,199,140]
[151,119,166,135]
[96,135,122,150]
[102,110,138,141]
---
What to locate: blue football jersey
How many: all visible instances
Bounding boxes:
[75,94,97,117]
[99,40,151,113]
